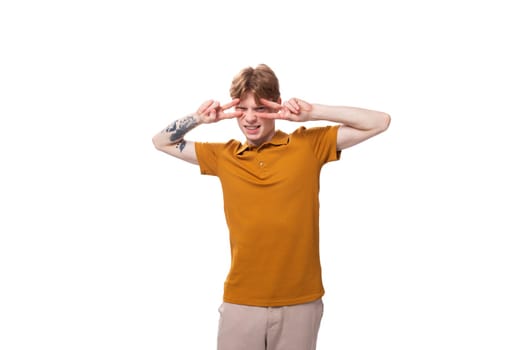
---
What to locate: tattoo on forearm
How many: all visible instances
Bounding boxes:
[175,139,187,152]
[164,115,198,142]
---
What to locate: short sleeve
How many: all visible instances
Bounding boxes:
[293,125,341,165]
[195,142,220,176]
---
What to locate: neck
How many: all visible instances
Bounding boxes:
[247,130,276,147]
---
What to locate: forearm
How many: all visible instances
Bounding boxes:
[309,104,390,131]
[152,114,200,149]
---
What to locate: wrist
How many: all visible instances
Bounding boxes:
[188,113,205,125]
[308,104,326,121]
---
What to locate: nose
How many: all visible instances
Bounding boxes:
[245,110,257,122]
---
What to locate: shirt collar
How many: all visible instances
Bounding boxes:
[235,130,290,155]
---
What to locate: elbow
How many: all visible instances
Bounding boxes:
[152,135,164,151]
[380,112,391,132]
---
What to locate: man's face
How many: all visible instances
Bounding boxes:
[235,92,278,146]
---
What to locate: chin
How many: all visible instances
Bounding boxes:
[245,131,260,140]
[245,135,262,145]
[246,137,260,145]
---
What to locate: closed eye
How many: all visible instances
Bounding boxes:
[235,106,267,112]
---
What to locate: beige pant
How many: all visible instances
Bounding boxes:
[217,299,323,350]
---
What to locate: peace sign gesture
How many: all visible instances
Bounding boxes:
[258,98,314,122]
[197,99,243,124]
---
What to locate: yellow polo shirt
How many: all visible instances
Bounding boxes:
[195,125,340,306]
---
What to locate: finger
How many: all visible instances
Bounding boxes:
[220,98,240,110]
[284,100,299,114]
[260,98,282,109]
[204,101,220,115]
[288,98,300,110]
[197,99,214,114]
[257,112,284,120]
[219,111,243,120]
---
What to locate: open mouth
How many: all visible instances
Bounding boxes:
[244,125,260,133]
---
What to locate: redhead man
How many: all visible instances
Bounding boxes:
[152,64,390,350]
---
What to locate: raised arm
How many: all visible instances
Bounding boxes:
[152,99,241,164]
[259,98,391,150]
[308,103,391,150]
[152,114,200,164]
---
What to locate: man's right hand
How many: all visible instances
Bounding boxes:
[196,99,242,124]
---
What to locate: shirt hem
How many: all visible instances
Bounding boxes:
[223,291,325,307]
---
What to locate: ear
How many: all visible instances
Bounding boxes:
[277,97,282,104]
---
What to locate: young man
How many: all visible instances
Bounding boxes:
[152,64,390,350]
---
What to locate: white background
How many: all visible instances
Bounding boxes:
[1,0,524,349]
